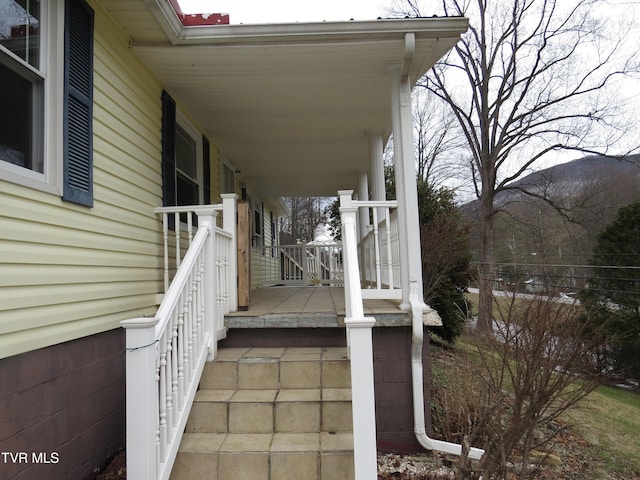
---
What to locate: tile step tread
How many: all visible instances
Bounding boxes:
[178,432,354,454]
[194,388,352,403]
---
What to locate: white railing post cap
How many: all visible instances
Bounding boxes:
[120,317,160,329]
[344,316,376,328]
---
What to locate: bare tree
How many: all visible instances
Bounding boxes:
[389,0,639,330]
[413,88,467,187]
[280,197,328,244]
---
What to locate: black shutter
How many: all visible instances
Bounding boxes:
[203,135,211,204]
[161,91,177,207]
[62,0,94,207]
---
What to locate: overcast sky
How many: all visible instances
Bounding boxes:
[177,0,388,23]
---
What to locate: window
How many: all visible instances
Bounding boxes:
[0,0,93,205]
[175,122,199,205]
[249,195,263,247]
[0,0,44,174]
[222,162,235,194]
[161,90,211,214]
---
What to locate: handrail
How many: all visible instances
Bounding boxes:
[122,222,213,480]
[121,198,238,480]
[356,200,402,300]
[338,191,378,480]
[252,243,344,287]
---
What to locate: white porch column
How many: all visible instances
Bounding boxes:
[357,171,370,241]
[369,133,386,203]
[389,65,425,310]
[368,132,387,226]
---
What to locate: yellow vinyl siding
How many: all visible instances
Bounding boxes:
[251,205,280,288]
[0,1,164,358]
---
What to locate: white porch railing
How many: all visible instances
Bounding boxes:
[338,190,378,480]
[253,243,343,287]
[121,198,237,480]
[355,199,402,300]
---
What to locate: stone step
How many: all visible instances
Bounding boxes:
[171,347,355,480]
[186,387,353,434]
[171,432,354,480]
[200,346,351,391]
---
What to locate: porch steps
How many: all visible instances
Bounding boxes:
[170,347,355,480]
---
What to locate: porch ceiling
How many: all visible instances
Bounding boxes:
[102,1,468,198]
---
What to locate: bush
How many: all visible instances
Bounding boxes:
[431,294,606,479]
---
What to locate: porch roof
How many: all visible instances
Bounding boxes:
[101,1,468,198]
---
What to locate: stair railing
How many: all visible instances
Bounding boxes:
[358,199,401,300]
[338,190,378,480]
[121,198,237,480]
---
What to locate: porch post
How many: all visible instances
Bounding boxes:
[197,208,218,360]
[389,66,425,309]
[338,190,355,320]
[221,194,238,312]
[121,317,160,480]
[357,171,370,240]
[369,131,388,277]
[368,132,386,206]
[339,189,378,480]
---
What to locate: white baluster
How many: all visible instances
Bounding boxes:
[158,334,168,461]
[162,213,169,293]
[175,212,181,270]
[384,207,394,289]
[177,291,186,414]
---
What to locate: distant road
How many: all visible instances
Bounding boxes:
[467,288,578,304]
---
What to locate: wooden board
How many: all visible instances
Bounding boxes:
[237,200,251,310]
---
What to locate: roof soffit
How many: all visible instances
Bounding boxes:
[100,1,469,198]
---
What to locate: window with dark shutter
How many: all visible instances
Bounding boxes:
[161,92,207,228]
[161,90,177,208]
[62,0,94,207]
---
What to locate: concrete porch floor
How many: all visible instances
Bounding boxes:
[225,286,416,329]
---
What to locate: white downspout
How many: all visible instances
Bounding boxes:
[393,32,485,462]
[410,298,485,460]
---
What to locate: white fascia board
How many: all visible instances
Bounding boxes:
[138,4,468,47]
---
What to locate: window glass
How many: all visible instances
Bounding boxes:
[0,62,37,170]
[175,123,197,181]
[222,163,235,194]
[175,121,200,208]
[0,0,41,68]
[0,0,43,174]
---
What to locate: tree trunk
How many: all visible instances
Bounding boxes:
[476,189,495,332]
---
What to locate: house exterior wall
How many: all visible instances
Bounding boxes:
[251,204,281,288]
[0,0,164,360]
[1,2,161,478]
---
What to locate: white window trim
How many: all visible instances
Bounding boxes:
[175,109,204,205]
[0,0,65,196]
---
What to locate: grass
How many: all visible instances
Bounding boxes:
[563,385,640,477]
[433,335,640,478]
[451,292,640,477]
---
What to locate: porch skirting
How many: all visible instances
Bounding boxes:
[0,329,125,480]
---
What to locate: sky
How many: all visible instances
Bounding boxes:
[178,0,389,24]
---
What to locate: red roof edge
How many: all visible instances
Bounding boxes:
[167,0,230,26]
